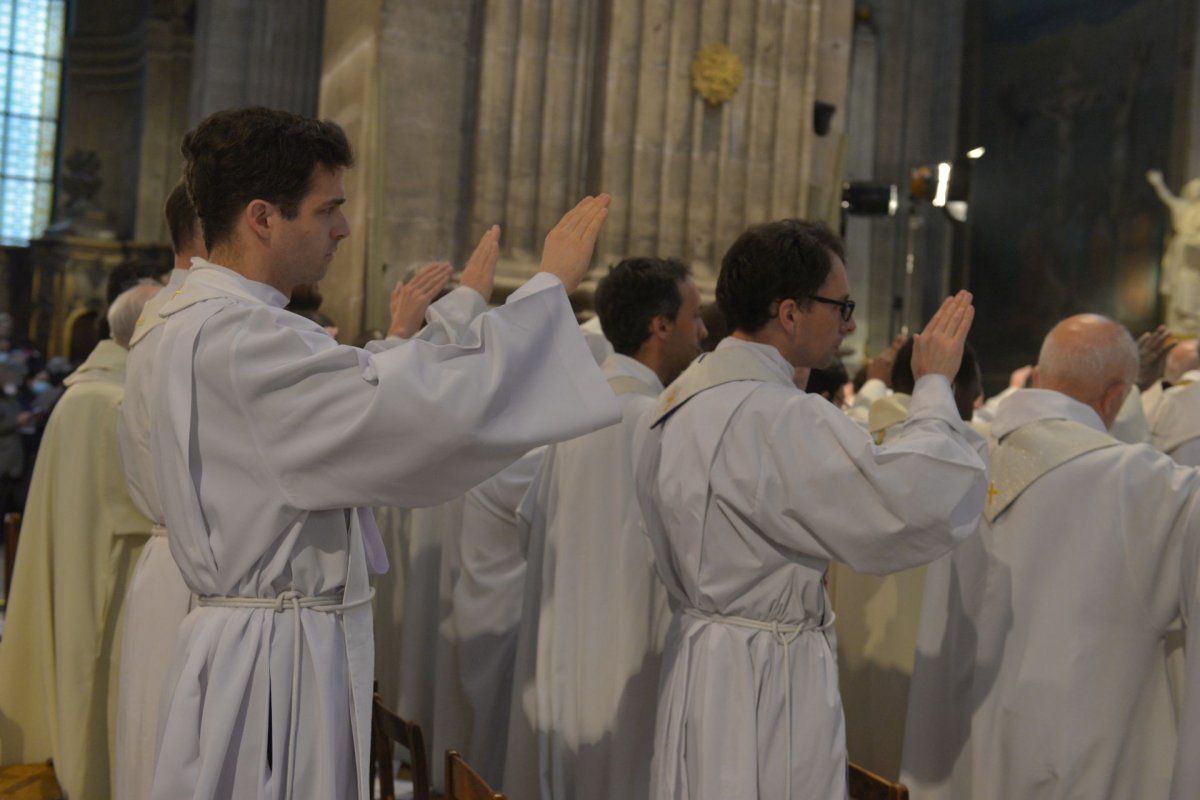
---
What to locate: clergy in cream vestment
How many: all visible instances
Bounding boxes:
[0,285,158,798]
[503,258,706,800]
[830,339,984,779]
[902,315,1197,800]
[634,220,987,800]
[148,108,618,800]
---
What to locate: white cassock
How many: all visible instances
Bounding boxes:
[502,353,671,800]
[634,337,987,800]
[901,388,1197,799]
[427,317,611,788]
[147,260,619,800]
[372,301,511,726]
[372,499,459,737]
[429,447,545,789]
[116,267,198,800]
[0,340,152,797]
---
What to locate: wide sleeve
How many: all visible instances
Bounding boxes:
[207,274,620,511]
[747,374,988,574]
[363,285,490,352]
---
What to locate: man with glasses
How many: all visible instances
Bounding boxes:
[631,219,988,799]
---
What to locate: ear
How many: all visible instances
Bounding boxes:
[245,199,274,244]
[649,314,672,342]
[776,298,800,332]
[1099,380,1128,424]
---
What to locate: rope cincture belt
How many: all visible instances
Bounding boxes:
[149,524,167,538]
[197,589,374,800]
[683,607,836,799]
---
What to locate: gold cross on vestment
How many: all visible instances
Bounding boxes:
[987,482,998,505]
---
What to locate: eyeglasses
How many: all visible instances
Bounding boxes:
[809,295,856,321]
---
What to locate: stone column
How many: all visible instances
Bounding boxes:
[190,0,324,121]
[315,0,855,340]
[868,0,966,344]
[844,10,881,362]
[56,1,148,238]
[133,7,194,242]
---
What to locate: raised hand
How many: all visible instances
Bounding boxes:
[1136,324,1174,390]
[911,291,975,381]
[1009,365,1034,390]
[388,262,453,339]
[867,334,907,386]
[460,225,501,303]
[539,194,611,293]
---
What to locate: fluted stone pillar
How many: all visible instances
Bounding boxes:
[133,9,195,241]
[316,0,855,342]
[190,0,324,121]
[57,2,150,238]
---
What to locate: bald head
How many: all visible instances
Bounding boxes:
[1165,338,1200,384]
[1033,314,1137,428]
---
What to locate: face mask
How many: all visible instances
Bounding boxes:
[31,380,49,395]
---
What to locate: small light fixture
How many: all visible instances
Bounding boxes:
[932,162,952,207]
[966,146,986,159]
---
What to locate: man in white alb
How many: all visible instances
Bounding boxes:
[503,257,706,800]
[115,180,205,800]
[633,219,987,799]
[902,314,1200,799]
[147,107,620,800]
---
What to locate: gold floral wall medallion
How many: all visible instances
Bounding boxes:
[691,43,744,106]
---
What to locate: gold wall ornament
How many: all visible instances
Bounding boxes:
[690,43,744,106]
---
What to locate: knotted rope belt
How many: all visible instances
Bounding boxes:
[197,589,374,800]
[683,607,836,799]
[149,524,167,538]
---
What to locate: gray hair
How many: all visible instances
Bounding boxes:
[107,280,163,349]
[1037,314,1138,398]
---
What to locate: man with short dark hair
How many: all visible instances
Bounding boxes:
[148,107,619,800]
[633,219,987,798]
[503,257,705,800]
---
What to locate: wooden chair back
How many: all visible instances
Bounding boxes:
[444,750,504,800]
[3,512,20,609]
[848,761,909,800]
[0,760,63,798]
[370,693,431,800]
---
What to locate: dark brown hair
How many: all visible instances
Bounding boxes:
[164,179,199,253]
[181,107,353,250]
[716,219,845,334]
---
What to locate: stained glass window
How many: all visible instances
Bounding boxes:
[0,0,64,245]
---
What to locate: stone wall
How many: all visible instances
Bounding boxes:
[319,0,856,341]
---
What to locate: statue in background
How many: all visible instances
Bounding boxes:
[1148,169,1200,335]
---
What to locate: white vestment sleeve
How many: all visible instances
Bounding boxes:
[364,285,490,352]
[201,275,618,511]
[751,373,987,575]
